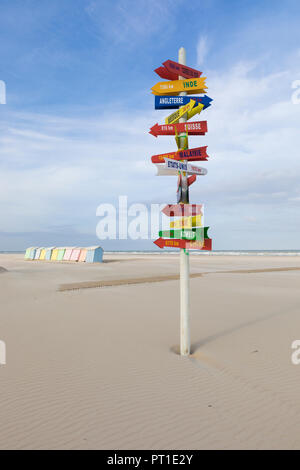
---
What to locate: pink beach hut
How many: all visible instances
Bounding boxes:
[63,247,75,261]
[70,248,81,262]
[78,249,87,262]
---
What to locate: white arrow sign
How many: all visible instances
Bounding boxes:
[156,158,207,176]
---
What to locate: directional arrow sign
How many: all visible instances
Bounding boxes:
[154,66,178,81]
[154,62,201,81]
[170,215,202,229]
[162,204,203,217]
[151,77,207,96]
[187,103,204,121]
[163,60,202,79]
[154,237,212,250]
[154,95,212,110]
[165,99,195,125]
[159,227,209,241]
[188,175,196,186]
[177,146,208,161]
[156,159,208,176]
[151,146,208,164]
[149,121,207,137]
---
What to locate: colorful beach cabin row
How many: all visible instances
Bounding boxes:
[24,246,103,263]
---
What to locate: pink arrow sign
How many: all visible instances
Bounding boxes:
[149,121,207,137]
[162,204,203,217]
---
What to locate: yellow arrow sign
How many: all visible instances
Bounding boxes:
[165,99,195,125]
[151,77,207,95]
[186,102,204,120]
[170,214,202,229]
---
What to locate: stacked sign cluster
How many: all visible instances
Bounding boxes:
[149,59,213,251]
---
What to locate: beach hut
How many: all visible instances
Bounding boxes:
[78,248,87,262]
[24,247,37,260]
[70,248,81,262]
[63,247,75,261]
[51,248,59,261]
[34,248,43,260]
[45,247,55,261]
[85,246,104,263]
[56,248,66,261]
[24,248,32,260]
[39,248,47,260]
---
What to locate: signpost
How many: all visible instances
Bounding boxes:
[149,121,207,137]
[151,77,207,95]
[150,47,213,356]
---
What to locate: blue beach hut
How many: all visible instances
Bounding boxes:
[45,247,55,261]
[85,246,104,263]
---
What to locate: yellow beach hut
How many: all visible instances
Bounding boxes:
[51,248,59,261]
[39,248,47,260]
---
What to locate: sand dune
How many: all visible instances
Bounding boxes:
[1,253,300,449]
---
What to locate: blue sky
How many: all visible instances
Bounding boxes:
[1,0,300,250]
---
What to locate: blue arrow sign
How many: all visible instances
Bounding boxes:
[155,95,213,110]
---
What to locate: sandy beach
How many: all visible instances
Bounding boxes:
[1,252,300,450]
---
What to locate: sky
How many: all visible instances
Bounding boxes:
[0,0,300,251]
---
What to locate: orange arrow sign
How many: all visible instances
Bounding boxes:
[151,77,207,96]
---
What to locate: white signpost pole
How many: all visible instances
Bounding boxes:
[178,47,190,356]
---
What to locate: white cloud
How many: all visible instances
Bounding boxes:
[196,35,209,67]
[86,0,183,44]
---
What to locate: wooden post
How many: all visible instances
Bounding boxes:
[178,47,190,356]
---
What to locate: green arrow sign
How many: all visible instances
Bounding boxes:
[159,227,209,241]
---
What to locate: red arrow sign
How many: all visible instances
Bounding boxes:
[151,146,208,164]
[162,204,203,217]
[163,60,202,79]
[154,66,178,81]
[187,175,196,187]
[149,121,207,137]
[154,237,212,250]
